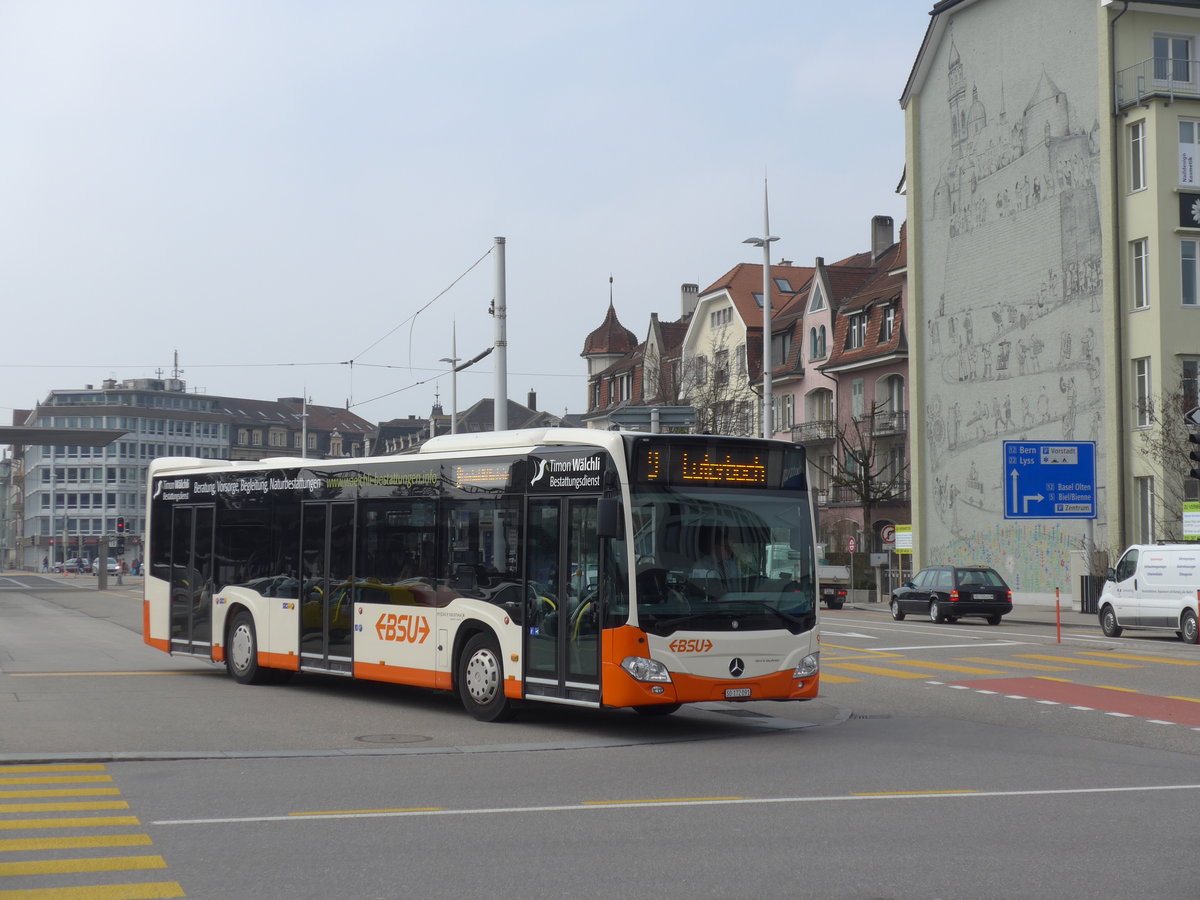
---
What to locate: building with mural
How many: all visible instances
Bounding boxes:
[902,0,1200,598]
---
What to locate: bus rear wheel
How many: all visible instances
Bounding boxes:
[227,611,274,685]
[457,633,515,722]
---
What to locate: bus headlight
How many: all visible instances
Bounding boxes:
[621,656,672,683]
[793,652,819,679]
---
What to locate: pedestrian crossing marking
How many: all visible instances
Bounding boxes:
[1016,654,1141,668]
[889,660,1008,675]
[0,764,184,898]
[0,853,167,876]
[0,788,121,799]
[0,800,130,814]
[0,775,113,786]
[0,815,140,831]
[0,834,152,852]
[1079,651,1200,667]
[954,656,1075,672]
[0,765,106,774]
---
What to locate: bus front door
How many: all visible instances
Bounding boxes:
[299,502,355,674]
[169,505,214,656]
[525,497,601,705]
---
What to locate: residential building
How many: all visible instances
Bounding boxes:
[11,378,371,570]
[902,0,1200,598]
[683,262,813,436]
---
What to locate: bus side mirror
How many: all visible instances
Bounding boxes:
[597,498,623,539]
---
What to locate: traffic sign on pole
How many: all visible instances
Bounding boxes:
[1003,441,1096,519]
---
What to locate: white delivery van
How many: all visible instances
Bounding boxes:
[1097,544,1200,643]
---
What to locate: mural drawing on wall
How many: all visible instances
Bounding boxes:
[921,36,1104,593]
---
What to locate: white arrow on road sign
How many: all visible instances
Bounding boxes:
[1186,406,1200,427]
[1023,493,1044,513]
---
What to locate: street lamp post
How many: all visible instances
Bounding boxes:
[744,181,779,440]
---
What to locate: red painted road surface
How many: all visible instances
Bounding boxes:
[951,677,1200,727]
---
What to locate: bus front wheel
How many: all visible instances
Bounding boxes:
[457,633,515,722]
[227,611,273,685]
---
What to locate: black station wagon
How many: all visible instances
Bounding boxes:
[890,565,1013,626]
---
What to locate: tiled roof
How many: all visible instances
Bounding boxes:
[699,263,813,324]
[582,303,638,356]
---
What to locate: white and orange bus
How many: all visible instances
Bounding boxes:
[143,428,820,720]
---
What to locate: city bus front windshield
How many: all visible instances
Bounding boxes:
[629,487,816,636]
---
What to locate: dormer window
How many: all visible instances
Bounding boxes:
[880,304,897,342]
[847,313,868,350]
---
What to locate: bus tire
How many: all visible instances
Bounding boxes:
[226,610,272,685]
[457,633,515,722]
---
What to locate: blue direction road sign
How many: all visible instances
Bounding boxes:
[1003,441,1096,519]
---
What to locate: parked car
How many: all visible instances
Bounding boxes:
[56,557,92,574]
[890,565,1013,625]
[99,557,119,576]
[1098,544,1200,643]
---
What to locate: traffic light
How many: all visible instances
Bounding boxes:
[116,537,125,552]
[116,517,124,534]
[1190,432,1200,481]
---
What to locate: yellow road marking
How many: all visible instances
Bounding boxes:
[1079,651,1200,666]
[0,765,106,774]
[819,673,860,684]
[8,671,201,678]
[0,834,151,852]
[1017,654,1140,668]
[0,789,120,799]
[0,776,112,786]
[824,663,930,679]
[0,854,166,876]
[0,883,186,899]
[888,660,1007,675]
[0,800,129,813]
[1093,684,1139,693]
[581,797,744,806]
[0,816,139,831]
[1167,695,1200,703]
[289,807,441,816]
[954,656,1075,672]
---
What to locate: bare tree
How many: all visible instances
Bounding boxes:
[808,397,911,545]
[679,328,755,437]
[1134,362,1198,540]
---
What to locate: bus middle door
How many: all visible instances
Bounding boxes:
[299,501,355,674]
[525,497,601,706]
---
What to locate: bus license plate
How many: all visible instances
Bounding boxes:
[724,687,751,699]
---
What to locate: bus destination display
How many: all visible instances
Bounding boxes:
[636,442,768,487]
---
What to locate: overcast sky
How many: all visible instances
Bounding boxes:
[2,1,931,428]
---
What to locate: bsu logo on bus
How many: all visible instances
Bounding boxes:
[375,613,430,644]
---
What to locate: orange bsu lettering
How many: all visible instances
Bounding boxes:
[375,612,431,644]
[669,638,713,654]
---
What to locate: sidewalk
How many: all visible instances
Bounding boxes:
[848,599,1098,628]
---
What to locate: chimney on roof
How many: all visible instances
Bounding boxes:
[778,259,792,266]
[872,215,895,262]
[815,256,824,267]
[680,283,698,318]
[527,390,537,410]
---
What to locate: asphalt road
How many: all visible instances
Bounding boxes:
[3,576,1199,898]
